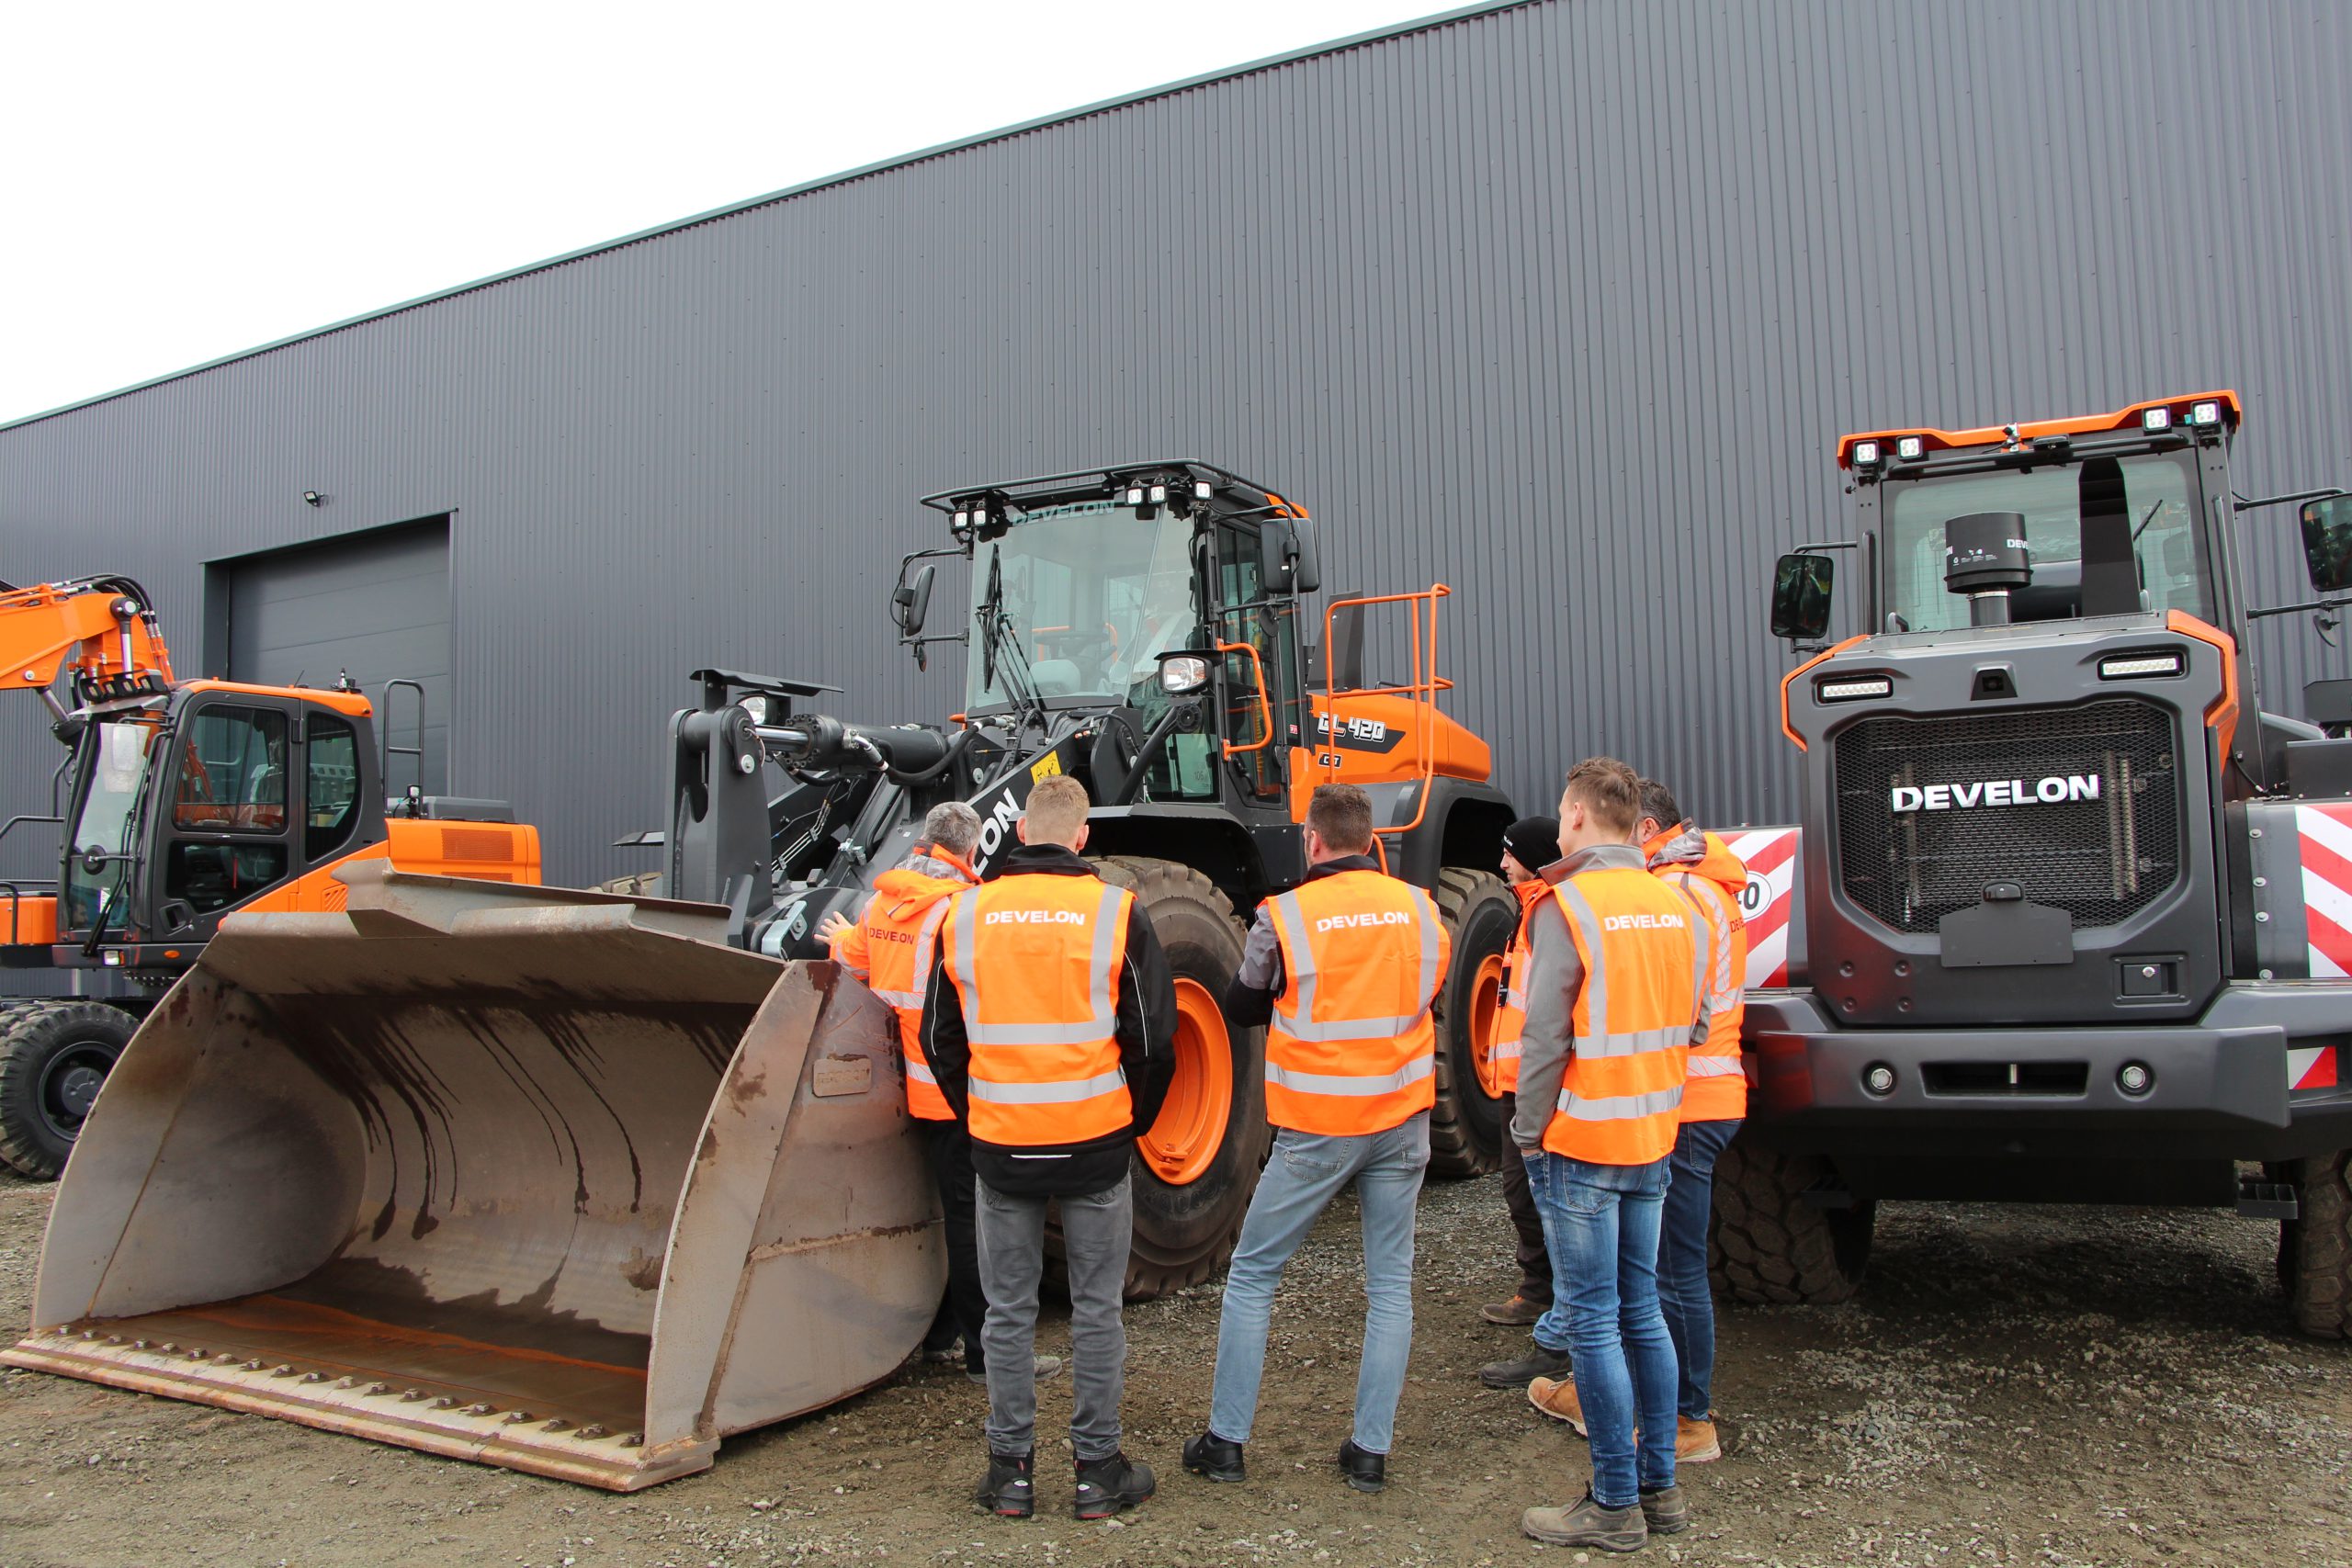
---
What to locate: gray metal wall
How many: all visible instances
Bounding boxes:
[5,0,2348,886]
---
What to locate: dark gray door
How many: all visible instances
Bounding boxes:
[223,517,450,795]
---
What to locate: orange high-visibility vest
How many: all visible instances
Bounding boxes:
[1656,849,1747,1122]
[1541,865,1702,1166]
[941,873,1136,1147]
[1489,879,1549,1096]
[1263,869,1450,1136]
[832,859,973,1121]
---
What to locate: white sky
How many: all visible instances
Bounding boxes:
[2,0,1449,425]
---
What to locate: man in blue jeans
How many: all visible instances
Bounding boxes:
[1182,784,1449,1495]
[1510,759,1710,1552]
[1529,780,1747,1463]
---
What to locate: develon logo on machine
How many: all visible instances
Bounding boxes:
[1889,774,2101,813]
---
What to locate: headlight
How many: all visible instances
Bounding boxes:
[2098,650,2185,680]
[1816,674,1893,702]
[1159,655,1211,695]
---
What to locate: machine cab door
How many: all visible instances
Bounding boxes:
[1208,521,1302,814]
[146,695,308,937]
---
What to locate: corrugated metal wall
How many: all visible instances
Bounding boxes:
[5,0,2349,886]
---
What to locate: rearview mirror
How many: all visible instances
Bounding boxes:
[893,562,936,636]
[2301,496,2352,593]
[1770,553,1836,642]
[1261,522,1299,594]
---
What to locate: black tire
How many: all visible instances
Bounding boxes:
[0,1001,137,1180]
[1428,868,1517,1179]
[1709,1138,1874,1305]
[0,1001,48,1176]
[1092,855,1270,1300]
[2281,1150,2352,1337]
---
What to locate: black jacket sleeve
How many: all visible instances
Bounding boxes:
[1117,903,1180,1134]
[919,944,971,1123]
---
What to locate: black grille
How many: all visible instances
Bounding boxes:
[1832,699,2181,932]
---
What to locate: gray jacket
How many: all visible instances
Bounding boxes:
[1510,840,1713,1150]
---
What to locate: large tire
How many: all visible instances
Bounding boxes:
[1092,855,1270,1299]
[1428,868,1517,1179]
[2281,1150,2352,1337]
[0,1001,137,1180]
[1709,1139,1874,1305]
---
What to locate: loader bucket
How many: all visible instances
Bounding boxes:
[1,863,944,1490]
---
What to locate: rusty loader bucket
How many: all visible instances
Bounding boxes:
[1,863,944,1489]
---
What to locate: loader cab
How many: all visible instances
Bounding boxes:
[53,682,388,961]
[924,464,1317,828]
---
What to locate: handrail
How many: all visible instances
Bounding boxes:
[1319,584,1453,838]
[1216,640,1274,756]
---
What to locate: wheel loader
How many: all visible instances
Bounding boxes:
[1716,390,2352,1336]
[6,463,1518,1490]
[0,575,538,1176]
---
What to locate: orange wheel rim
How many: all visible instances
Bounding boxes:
[1468,952,1506,1098]
[1141,976,1234,1186]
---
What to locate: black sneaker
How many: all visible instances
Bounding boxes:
[1478,1344,1575,1389]
[973,1450,1035,1518]
[1641,1483,1690,1535]
[1073,1451,1156,1519]
[1336,1438,1385,1494]
[1182,1430,1246,1483]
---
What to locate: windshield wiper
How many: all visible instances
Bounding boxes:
[977,553,1048,732]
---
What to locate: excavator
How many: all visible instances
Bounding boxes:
[0,575,538,1176]
[6,462,1520,1490]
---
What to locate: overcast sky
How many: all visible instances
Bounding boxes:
[2,0,1446,425]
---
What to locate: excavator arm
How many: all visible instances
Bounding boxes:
[1,578,177,710]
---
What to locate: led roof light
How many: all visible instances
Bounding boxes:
[1895,435,1925,461]
[1851,440,1882,467]
[2142,406,2173,432]
[1124,486,1145,505]
[1193,479,1213,500]
[2189,400,2223,427]
[1149,484,1168,504]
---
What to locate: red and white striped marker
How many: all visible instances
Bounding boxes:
[1724,827,1801,989]
[2297,804,2352,980]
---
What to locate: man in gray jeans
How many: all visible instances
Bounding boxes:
[920,776,1176,1521]
[1182,784,1449,1495]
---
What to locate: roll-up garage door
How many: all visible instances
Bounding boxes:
[222,517,450,795]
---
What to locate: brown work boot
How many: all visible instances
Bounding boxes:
[1522,1491,1646,1552]
[1640,1483,1690,1535]
[1479,1293,1547,1326]
[1677,1415,1723,1463]
[1527,1373,1589,1437]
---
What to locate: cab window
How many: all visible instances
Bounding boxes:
[307,715,362,861]
[174,706,288,833]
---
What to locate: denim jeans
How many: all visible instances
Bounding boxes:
[1657,1118,1740,1419]
[1208,1111,1430,1454]
[975,1174,1131,1460]
[1524,1148,1677,1507]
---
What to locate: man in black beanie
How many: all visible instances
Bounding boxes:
[1476,815,1563,1332]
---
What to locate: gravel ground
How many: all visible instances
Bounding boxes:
[3,1162,2347,1567]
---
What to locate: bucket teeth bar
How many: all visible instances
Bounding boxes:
[2,864,946,1490]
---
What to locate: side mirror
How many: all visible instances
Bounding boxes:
[1158,651,1212,696]
[1770,553,1836,642]
[80,844,113,877]
[2301,496,2352,593]
[893,562,937,636]
[1261,522,1299,595]
[1291,516,1322,593]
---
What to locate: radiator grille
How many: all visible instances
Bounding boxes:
[1832,699,2180,931]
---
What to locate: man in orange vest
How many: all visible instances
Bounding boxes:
[1525,780,1749,1465]
[1479,815,1562,1330]
[920,775,1175,1522]
[821,802,1060,1387]
[1182,784,1449,1496]
[1511,758,1710,1553]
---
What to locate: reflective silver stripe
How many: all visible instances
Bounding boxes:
[967,1068,1128,1105]
[1686,1055,1743,1078]
[872,987,923,1009]
[1571,1025,1690,1059]
[1555,1084,1685,1121]
[907,1058,940,1085]
[1665,871,1736,1009]
[1268,881,1440,1043]
[1265,1055,1434,1098]
[876,900,956,1007]
[955,883,1127,1047]
[1491,1040,1522,1062]
[1554,879,1609,1042]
